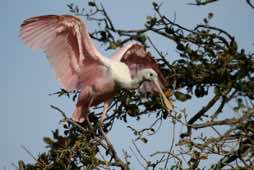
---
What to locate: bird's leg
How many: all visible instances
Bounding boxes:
[76,89,98,132]
[85,94,95,125]
[98,100,112,134]
[72,86,95,125]
[85,86,98,125]
[100,99,112,124]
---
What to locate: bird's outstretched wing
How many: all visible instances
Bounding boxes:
[20,15,103,91]
[112,43,167,92]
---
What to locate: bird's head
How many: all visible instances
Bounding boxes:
[142,68,158,81]
[141,68,173,113]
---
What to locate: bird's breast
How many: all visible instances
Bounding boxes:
[109,61,132,88]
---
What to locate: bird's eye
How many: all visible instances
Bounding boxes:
[149,73,153,77]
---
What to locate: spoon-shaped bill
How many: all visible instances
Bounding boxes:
[153,79,173,113]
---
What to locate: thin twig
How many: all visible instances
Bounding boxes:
[147,37,171,68]
[21,145,37,161]
[129,146,147,169]
[132,140,149,164]
[164,122,176,168]
[99,123,129,170]
[50,105,89,133]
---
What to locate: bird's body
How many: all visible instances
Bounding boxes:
[107,61,133,89]
[20,15,173,123]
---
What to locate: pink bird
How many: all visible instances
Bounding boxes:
[20,15,173,123]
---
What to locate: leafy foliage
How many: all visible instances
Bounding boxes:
[18,1,254,169]
[188,0,254,9]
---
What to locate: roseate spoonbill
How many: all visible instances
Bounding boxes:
[20,15,173,123]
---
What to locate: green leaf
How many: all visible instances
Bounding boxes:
[141,137,148,143]
[165,27,174,34]
[174,91,191,101]
[127,104,139,116]
[208,12,214,19]
[66,3,74,10]
[109,41,118,49]
[176,43,185,51]
[152,2,158,8]
[43,137,54,145]
[137,33,147,43]
[195,86,206,97]
[88,1,96,7]
[170,165,177,170]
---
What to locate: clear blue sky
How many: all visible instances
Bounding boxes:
[1,0,254,169]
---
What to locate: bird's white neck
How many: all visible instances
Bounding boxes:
[125,71,145,90]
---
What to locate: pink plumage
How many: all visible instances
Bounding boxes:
[112,44,166,92]
[20,15,172,123]
[20,15,100,91]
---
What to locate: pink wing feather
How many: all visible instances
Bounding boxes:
[20,15,102,91]
[112,43,167,92]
